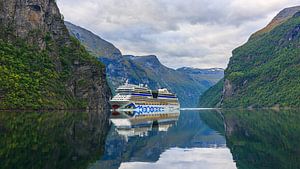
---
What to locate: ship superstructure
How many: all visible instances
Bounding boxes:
[110,81,180,117]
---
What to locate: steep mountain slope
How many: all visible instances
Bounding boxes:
[66,22,224,107]
[65,21,122,58]
[198,79,224,108]
[0,0,111,111]
[252,6,300,38]
[200,6,300,108]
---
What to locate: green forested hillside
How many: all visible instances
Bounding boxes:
[0,39,60,109]
[224,11,300,108]
[0,37,103,109]
[199,7,300,108]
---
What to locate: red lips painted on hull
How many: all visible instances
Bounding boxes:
[112,105,120,109]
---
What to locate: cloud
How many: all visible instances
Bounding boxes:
[57,0,300,68]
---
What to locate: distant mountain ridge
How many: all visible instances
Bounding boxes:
[177,67,224,85]
[66,22,224,107]
[177,67,224,73]
[65,21,122,58]
[199,6,300,108]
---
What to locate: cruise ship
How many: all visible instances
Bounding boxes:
[109,80,180,117]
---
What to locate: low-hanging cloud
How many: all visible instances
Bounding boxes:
[57,0,300,68]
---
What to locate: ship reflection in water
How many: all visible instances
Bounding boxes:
[110,109,180,140]
[89,110,237,169]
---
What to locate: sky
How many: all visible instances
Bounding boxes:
[57,0,300,69]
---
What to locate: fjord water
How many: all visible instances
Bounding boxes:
[0,110,110,169]
[88,110,236,169]
[0,109,299,169]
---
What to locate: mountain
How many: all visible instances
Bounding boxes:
[251,6,300,39]
[65,22,224,107]
[65,21,122,58]
[177,67,224,85]
[100,55,218,107]
[0,0,111,111]
[198,79,224,108]
[199,6,300,108]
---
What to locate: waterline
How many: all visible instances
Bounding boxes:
[180,108,221,111]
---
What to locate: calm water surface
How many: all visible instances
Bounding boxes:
[89,110,236,169]
[0,109,299,169]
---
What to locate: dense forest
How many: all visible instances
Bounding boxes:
[0,36,103,109]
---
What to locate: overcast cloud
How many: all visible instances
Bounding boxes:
[57,0,300,69]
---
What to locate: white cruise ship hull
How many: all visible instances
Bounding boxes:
[109,81,180,117]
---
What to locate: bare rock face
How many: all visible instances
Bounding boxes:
[223,79,233,99]
[0,0,68,49]
[69,62,111,112]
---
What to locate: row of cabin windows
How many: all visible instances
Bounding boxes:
[136,102,167,105]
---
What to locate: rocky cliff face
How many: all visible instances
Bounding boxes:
[0,0,111,112]
[0,0,67,50]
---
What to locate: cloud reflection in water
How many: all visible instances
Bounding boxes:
[120,147,237,169]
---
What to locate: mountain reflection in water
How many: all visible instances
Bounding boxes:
[89,109,237,169]
[221,109,300,169]
[1,109,299,169]
[0,110,110,169]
